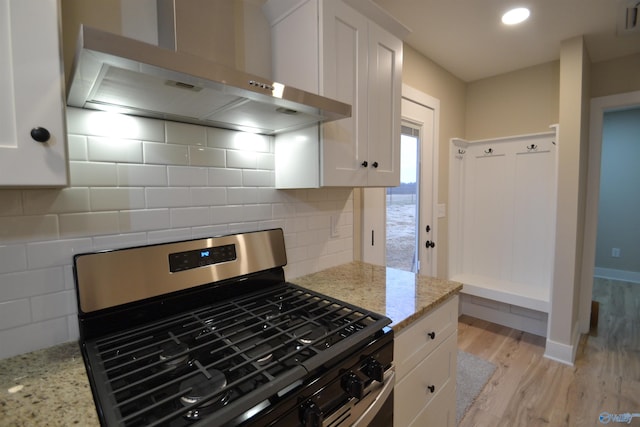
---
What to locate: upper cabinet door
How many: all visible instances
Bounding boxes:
[321,0,369,187]
[0,0,68,187]
[365,21,401,187]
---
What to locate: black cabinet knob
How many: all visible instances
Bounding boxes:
[30,127,51,143]
[427,331,436,340]
[425,240,435,248]
[427,385,435,393]
[372,161,379,168]
[361,161,368,167]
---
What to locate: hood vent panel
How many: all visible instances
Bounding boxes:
[67,26,351,135]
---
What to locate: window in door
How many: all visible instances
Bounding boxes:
[386,126,419,272]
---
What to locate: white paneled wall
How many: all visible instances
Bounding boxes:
[0,108,354,360]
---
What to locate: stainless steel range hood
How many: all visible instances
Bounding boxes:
[66,26,351,135]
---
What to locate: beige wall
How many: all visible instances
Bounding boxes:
[401,44,466,278]
[591,53,640,98]
[465,61,560,140]
[548,37,591,349]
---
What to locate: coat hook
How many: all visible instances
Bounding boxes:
[484,148,493,155]
[527,144,538,151]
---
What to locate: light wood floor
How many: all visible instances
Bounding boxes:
[457,278,640,427]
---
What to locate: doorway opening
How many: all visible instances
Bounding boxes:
[386,126,419,272]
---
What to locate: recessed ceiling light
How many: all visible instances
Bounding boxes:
[502,7,530,25]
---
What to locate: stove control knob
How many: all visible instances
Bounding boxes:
[363,358,384,382]
[300,401,323,427]
[341,372,364,399]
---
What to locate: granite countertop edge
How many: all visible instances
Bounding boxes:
[0,261,461,426]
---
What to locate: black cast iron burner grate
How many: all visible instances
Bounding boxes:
[83,282,389,427]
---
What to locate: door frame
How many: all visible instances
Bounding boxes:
[578,89,640,333]
[358,85,440,273]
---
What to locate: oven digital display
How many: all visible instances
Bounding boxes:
[168,244,236,272]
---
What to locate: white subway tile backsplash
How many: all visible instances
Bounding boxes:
[143,142,189,165]
[0,215,59,243]
[70,161,118,186]
[257,153,275,170]
[227,150,258,169]
[30,290,76,322]
[0,299,31,330]
[229,132,271,152]
[227,187,258,205]
[92,232,148,251]
[147,228,192,244]
[59,212,120,238]
[190,187,227,206]
[146,187,192,208]
[0,317,69,360]
[0,111,354,360]
[206,127,236,149]
[208,168,242,186]
[242,204,273,222]
[88,136,143,163]
[119,209,170,232]
[0,268,64,301]
[166,121,207,145]
[23,188,90,215]
[188,146,225,167]
[26,238,93,269]
[0,191,23,216]
[167,166,208,187]
[210,205,244,225]
[0,244,27,274]
[170,207,211,228]
[243,170,274,187]
[67,108,164,141]
[67,134,88,160]
[118,164,168,187]
[90,188,146,211]
[191,225,229,239]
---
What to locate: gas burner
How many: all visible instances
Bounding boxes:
[179,369,230,420]
[294,324,329,349]
[159,340,190,369]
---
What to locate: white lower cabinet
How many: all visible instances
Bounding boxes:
[394,295,458,427]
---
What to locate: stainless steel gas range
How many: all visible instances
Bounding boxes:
[73,229,394,427]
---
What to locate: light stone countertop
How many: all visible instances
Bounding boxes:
[0,261,461,426]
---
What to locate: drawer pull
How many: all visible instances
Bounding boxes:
[427,331,436,340]
[427,385,435,393]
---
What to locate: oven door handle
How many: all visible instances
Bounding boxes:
[352,368,395,427]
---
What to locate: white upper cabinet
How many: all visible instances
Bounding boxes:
[0,0,68,187]
[264,0,405,188]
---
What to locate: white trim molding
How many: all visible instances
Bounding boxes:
[579,89,640,334]
[544,326,581,366]
[594,267,640,284]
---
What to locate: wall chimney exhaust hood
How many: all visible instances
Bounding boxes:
[66,26,351,135]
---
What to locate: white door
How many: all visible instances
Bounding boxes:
[363,87,438,275]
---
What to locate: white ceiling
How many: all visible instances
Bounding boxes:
[373,0,640,82]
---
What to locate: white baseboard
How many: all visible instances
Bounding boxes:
[594,267,640,284]
[543,327,581,366]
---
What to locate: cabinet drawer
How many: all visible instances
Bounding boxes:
[409,373,456,427]
[394,332,457,427]
[395,295,458,380]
